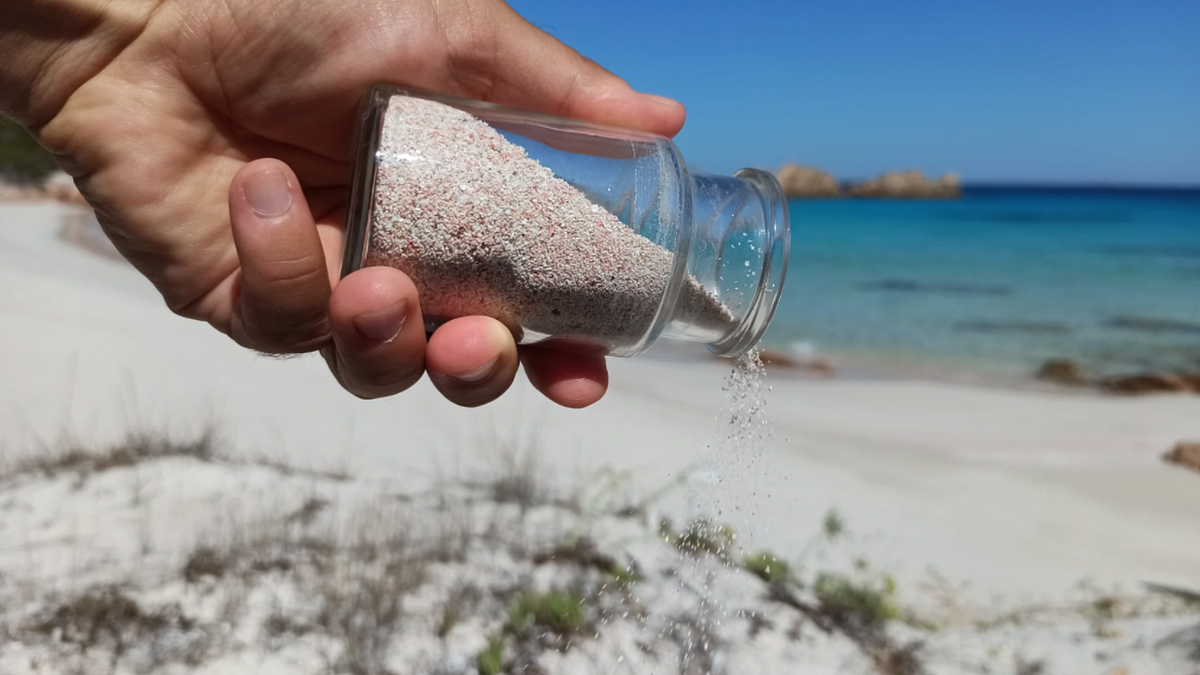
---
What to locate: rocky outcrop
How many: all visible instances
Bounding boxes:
[774,164,840,198]
[758,349,834,376]
[845,170,961,199]
[1036,359,1087,386]
[1033,359,1200,395]
[1101,372,1200,395]
[1164,441,1200,475]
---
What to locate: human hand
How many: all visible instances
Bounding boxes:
[4,0,685,407]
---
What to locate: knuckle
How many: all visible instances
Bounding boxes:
[237,256,333,352]
[237,308,330,354]
[250,252,329,296]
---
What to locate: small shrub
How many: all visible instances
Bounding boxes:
[1013,655,1047,675]
[183,546,229,583]
[436,582,484,639]
[658,517,675,540]
[27,585,201,662]
[532,537,634,586]
[262,609,309,649]
[287,497,329,526]
[1084,594,1123,638]
[814,572,899,632]
[436,608,460,639]
[665,612,720,675]
[822,509,845,540]
[507,591,586,636]
[673,519,735,560]
[429,496,475,563]
[490,444,544,510]
[872,640,927,675]
[317,571,409,674]
[477,637,505,675]
[315,521,426,675]
[29,586,160,650]
[610,566,638,587]
[745,551,793,585]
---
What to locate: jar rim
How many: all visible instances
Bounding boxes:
[704,168,792,357]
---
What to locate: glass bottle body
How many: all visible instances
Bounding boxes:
[343,85,789,358]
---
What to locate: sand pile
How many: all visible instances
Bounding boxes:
[367,96,733,350]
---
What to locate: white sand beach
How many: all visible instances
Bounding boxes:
[1,201,1198,674]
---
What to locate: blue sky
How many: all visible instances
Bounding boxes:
[509,0,1200,185]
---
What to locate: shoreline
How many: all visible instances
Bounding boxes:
[647,340,1109,398]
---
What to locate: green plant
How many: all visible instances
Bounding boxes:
[658,517,675,540]
[744,551,793,585]
[1084,594,1122,638]
[506,591,586,635]
[477,637,505,675]
[822,509,845,541]
[794,508,849,564]
[814,572,899,631]
[673,518,735,560]
[611,566,638,587]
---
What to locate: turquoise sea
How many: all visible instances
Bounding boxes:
[764,187,1200,379]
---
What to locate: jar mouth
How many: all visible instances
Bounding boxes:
[705,168,791,357]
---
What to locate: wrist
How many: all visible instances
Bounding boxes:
[0,0,162,128]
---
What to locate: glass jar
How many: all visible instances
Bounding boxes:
[342,85,789,358]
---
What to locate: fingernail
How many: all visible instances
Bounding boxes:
[643,93,680,108]
[452,356,499,384]
[351,301,406,343]
[243,169,293,217]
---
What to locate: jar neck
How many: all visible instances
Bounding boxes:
[659,168,790,356]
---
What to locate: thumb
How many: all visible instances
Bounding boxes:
[443,2,686,137]
[228,159,332,353]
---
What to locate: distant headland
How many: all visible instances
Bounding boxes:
[775,163,961,199]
